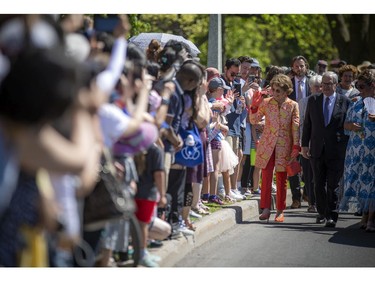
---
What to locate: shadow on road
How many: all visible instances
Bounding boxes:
[241,210,375,249]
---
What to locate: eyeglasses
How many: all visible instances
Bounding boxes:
[322,82,334,86]
[230,72,239,77]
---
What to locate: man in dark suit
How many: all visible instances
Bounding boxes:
[288,55,312,209]
[301,71,350,227]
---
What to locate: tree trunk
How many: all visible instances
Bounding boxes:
[369,15,375,62]
[326,15,350,61]
[348,14,369,65]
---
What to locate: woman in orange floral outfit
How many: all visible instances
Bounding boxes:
[249,74,300,222]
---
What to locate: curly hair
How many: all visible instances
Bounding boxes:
[263,65,285,87]
[146,39,162,62]
[338,64,358,78]
[357,69,375,85]
[270,74,293,95]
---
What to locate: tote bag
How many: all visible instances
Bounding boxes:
[174,123,204,167]
[83,148,135,231]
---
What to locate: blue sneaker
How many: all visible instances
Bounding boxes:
[208,195,224,205]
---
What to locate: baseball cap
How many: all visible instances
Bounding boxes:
[250,58,260,68]
[208,77,231,90]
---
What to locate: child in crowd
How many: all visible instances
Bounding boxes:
[205,77,238,204]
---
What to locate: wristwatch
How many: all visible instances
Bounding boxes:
[161,97,170,106]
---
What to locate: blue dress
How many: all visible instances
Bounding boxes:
[339,97,375,213]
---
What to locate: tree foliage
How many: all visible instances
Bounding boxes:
[128,14,373,72]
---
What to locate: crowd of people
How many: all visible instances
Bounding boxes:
[0,14,374,268]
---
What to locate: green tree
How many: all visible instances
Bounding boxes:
[223,14,338,70]
[128,14,374,71]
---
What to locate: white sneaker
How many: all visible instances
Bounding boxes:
[241,188,252,196]
[230,189,244,201]
[218,189,226,199]
[233,189,247,200]
[189,209,202,219]
[178,222,195,236]
[139,254,159,267]
[144,250,162,262]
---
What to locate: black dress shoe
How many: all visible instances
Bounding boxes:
[316,215,326,224]
[325,219,336,228]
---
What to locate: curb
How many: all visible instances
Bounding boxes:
[149,197,261,267]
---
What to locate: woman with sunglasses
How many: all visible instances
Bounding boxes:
[340,69,375,232]
[249,74,300,222]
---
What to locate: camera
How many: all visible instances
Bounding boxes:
[93,15,119,33]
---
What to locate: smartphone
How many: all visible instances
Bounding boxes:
[233,83,242,96]
[93,15,119,33]
[248,75,256,83]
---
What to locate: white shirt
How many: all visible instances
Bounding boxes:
[98,103,130,148]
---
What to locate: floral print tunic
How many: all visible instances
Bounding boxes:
[250,97,300,171]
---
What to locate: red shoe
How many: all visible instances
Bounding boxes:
[259,208,270,222]
[275,211,284,222]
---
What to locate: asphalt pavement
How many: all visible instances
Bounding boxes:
[149,191,283,267]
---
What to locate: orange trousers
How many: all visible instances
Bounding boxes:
[260,150,287,211]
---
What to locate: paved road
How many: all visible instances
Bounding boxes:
[175,204,375,267]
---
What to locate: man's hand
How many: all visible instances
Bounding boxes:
[238,95,246,105]
[158,195,167,208]
[113,14,131,38]
[174,134,184,152]
[301,147,310,159]
[211,101,225,112]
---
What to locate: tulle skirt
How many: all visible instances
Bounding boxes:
[219,139,239,174]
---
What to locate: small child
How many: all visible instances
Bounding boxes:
[133,143,167,267]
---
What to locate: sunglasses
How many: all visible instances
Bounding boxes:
[355,82,371,90]
[230,72,240,77]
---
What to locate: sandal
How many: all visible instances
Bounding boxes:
[184,220,197,231]
[199,201,210,211]
[275,211,284,222]
[191,207,209,215]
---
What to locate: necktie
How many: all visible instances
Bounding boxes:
[297,80,303,102]
[323,96,330,126]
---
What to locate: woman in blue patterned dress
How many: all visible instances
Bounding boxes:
[339,69,375,232]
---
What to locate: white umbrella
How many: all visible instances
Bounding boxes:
[129,32,201,57]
